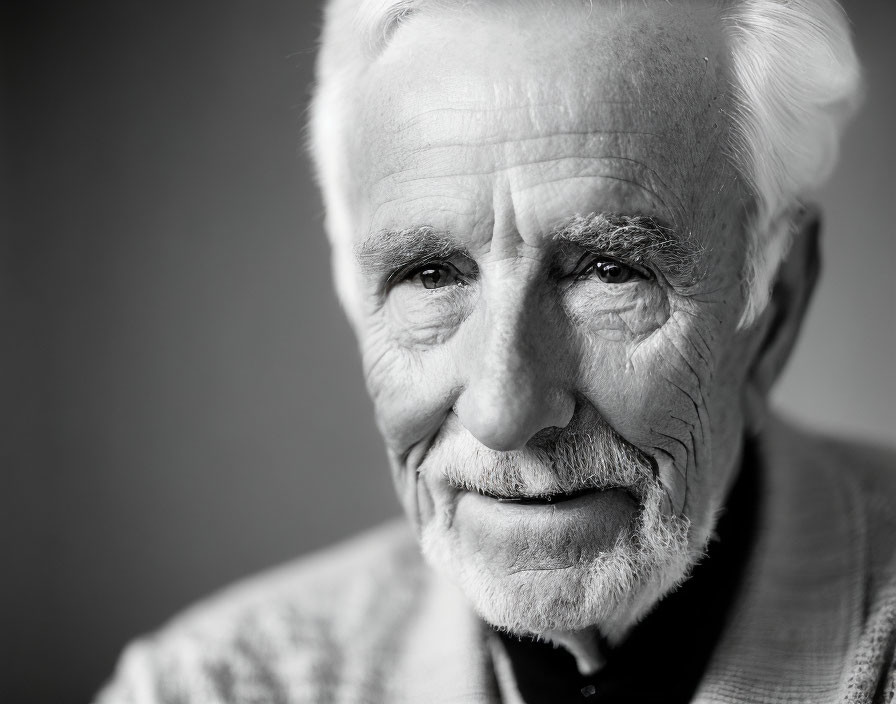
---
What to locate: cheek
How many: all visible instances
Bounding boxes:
[360,314,464,535]
[574,304,741,519]
[384,285,471,347]
[360,315,460,454]
[564,280,669,340]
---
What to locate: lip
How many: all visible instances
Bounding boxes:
[460,484,637,521]
[452,486,640,569]
[478,487,599,505]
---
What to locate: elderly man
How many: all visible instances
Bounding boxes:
[97,0,895,701]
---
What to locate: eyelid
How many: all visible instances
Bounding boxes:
[385,256,476,293]
[384,258,437,292]
[571,252,653,280]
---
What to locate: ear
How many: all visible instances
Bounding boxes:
[743,203,821,432]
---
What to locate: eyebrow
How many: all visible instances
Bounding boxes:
[355,214,702,286]
[355,226,468,282]
[552,213,702,284]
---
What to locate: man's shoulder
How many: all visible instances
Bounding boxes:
[695,420,896,699]
[767,418,896,593]
[767,417,896,504]
[788,425,896,698]
[175,517,424,628]
[94,519,426,703]
[817,430,896,588]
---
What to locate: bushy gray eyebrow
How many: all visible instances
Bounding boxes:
[552,213,702,284]
[355,214,702,286]
[355,226,469,282]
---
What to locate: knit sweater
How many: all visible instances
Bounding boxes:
[94,419,896,703]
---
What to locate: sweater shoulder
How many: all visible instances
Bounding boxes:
[93,519,424,704]
[768,419,896,536]
[810,430,896,581]
[769,419,896,603]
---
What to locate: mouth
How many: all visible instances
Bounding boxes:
[475,487,599,505]
[454,484,641,559]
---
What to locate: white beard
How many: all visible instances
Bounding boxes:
[416,417,707,641]
[421,478,697,640]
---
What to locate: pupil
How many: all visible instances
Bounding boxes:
[422,268,442,288]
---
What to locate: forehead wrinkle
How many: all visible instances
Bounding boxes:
[553,213,704,284]
[385,104,658,145]
[387,155,667,189]
[509,170,677,220]
[369,123,686,213]
[379,132,675,184]
[367,193,472,227]
[376,95,673,163]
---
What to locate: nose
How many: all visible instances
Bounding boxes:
[455,292,575,451]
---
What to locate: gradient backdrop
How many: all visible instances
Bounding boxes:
[3,2,894,702]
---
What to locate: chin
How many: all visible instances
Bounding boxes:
[419,480,700,641]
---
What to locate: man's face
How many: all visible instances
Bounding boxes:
[346,1,758,638]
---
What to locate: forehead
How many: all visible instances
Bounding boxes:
[351,0,739,249]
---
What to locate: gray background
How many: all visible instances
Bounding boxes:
[3,2,893,702]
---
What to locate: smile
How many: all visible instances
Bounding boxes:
[476,487,599,505]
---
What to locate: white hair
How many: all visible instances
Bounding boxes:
[308,0,862,327]
[720,0,862,324]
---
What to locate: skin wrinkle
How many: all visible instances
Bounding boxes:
[372,144,683,212]
[392,129,668,149]
[553,154,685,216]
[397,423,448,534]
[386,103,662,134]
[385,159,670,193]
[572,285,668,343]
[680,324,712,373]
[367,195,473,224]
[567,309,656,342]
[650,446,679,507]
[512,173,672,218]
[662,326,709,383]
[386,277,474,347]
[653,323,712,514]
[345,0,766,660]
[369,119,680,180]
[615,310,641,339]
[613,335,709,516]
[656,307,715,383]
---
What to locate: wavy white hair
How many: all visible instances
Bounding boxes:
[308,0,862,327]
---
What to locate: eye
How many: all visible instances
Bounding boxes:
[403,262,466,290]
[575,257,646,284]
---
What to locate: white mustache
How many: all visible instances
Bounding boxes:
[423,416,657,500]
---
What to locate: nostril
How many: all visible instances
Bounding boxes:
[455,384,575,452]
[527,425,567,448]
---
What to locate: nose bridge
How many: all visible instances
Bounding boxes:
[482,282,551,389]
[456,272,575,451]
